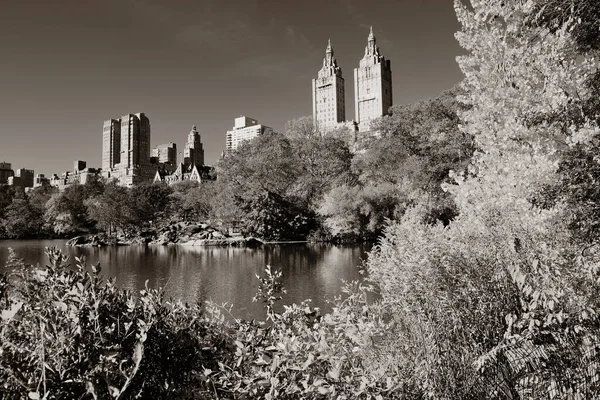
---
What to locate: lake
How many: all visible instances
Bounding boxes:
[0,240,373,320]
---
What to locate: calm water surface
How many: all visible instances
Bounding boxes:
[0,240,372,320]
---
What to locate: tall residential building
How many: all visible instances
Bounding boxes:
[152,142,177,165]
[226,116,271,151]
[0,162,14,184]
[184,125,204,168]
[312,39,345,131]
[102,113,153,186]
[118,113,151,169]
[102,119,121,171]
[354,27,393,132]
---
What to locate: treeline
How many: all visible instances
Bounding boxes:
[0,179,214,239]
[0,88,473,242]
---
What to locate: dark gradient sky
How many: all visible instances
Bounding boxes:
[0,0,463,176]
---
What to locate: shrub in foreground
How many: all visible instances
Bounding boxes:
[0,249,404,399]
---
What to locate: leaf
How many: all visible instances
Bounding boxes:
[28,393,40,400]
[317,386,330,394]
[327,367,340,381]
[1,301,23,321]
[52,301,68,312]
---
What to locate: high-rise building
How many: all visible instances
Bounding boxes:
[102,113,153,186]
[152,142,177,165]
[102,119,121,171]
[354,27,393,132]
[226,116,271,151]
[118,113,151,170]
[184,126,204,168]
[312,39,346,131]
[0,162,14,184]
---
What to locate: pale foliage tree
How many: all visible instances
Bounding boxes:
[366,0,600,396]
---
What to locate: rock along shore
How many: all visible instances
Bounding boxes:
[66,222,264,247]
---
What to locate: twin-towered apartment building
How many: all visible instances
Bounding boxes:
[225,28,393,153]
[312,27,392,133]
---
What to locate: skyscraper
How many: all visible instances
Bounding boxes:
[312,39,345,131]
[354,27,393,132]
[102,119,120,171]
[101,113,153,186]
[118,113,151,170]
[184,125,204,168]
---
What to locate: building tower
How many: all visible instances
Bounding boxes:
[184,125,204,168]
[102,119,121,171]
[312,39,345,132]
[119,113,151,170]
[353,27,392,132]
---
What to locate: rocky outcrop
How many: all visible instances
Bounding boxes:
[67,222,263,247]
[66,234,124,247]
[150,223,262,247]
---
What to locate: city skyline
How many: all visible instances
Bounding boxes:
[0,0,463,176]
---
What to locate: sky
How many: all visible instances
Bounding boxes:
[0,0,464,176]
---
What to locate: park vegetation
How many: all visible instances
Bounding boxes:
[0,85,471,243]
[2,0,600,398]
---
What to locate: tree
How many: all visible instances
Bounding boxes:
[317,183,408,240]
[44,180,105,234]
[0,185,16,238]
[291,136,354,207]
[170,180,215,222]
[85,182,132,236]
[284,116,317,140]
[129,182,173,229]
[1,192,43,239]
[215,131,312,239]
[365,1,600,396]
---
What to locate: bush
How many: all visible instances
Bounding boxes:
[1,248,408,399]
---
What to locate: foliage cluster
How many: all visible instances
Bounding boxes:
[363,0,600,397]
[0,92,470,242]
[0,248,408,399]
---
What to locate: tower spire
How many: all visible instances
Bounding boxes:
[365,26,379,56]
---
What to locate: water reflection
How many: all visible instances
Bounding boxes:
[0,241,372,320]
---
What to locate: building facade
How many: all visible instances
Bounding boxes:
[153,163,216,186]
[226,116,271,151]
[152,142,177,165]
[312,39,346,132]
[118,113,151,170]
[12,168,34,188]
[102,113,154,186]
[0,162,14,184]
[184,125,204,168]
[102,119,121,171]
[353,27,393,132]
